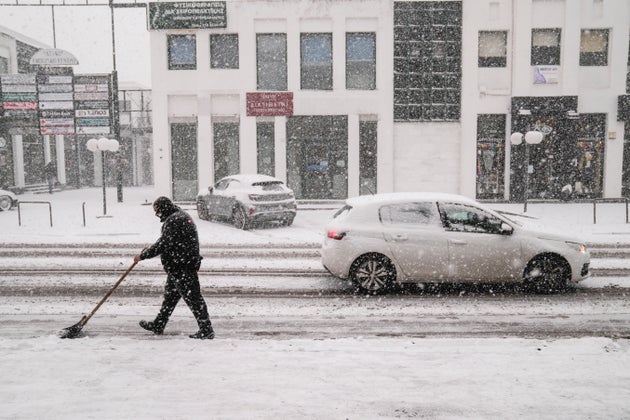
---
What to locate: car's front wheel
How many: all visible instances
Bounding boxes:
[0,195,12,211]
[523,254,571,293]
[350,253,397,293]
[196,199,209,220]
[232,206,249,230]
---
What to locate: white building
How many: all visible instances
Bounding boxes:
[148,0,630,202]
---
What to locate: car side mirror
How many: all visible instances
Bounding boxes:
[500,222,514,235]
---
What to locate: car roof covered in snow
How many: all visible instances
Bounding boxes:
[222,174,283,185]
[345,192,480,208]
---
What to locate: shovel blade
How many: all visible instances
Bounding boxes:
[58,316,87,339]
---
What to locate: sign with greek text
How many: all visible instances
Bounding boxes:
[148,2,227,30]
[246,92,293,117]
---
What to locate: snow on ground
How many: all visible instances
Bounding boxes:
[1,187,629,419]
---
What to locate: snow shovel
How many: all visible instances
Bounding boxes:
[59,260,138,339]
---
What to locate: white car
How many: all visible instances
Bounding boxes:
[196,174,297,229]
[0,189,18,211]
[321,192,590,293]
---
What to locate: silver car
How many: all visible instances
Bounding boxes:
[321,192,590,293]
[196,174,297,230]
[0,189,18,211]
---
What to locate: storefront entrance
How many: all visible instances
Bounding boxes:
[171,123,198,201]
[286,116,348,200]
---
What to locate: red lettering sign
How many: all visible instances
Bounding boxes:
[246,92,293,117]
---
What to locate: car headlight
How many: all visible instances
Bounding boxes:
[566,241,587,254]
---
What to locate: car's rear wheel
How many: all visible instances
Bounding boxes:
[0,195,12,211]
[196,200,209,220]
[232,206,249,230]
[523,254,571,293]
[350,253,397,293]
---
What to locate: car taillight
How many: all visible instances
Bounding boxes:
[249,207,255,215]
[327,230,346,240]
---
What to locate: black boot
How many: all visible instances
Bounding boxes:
[190,322,214,339]
[139,320,164,335]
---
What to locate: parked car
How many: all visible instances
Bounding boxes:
[196,174,297,229]
[0,189,18,211]
[321,192,590,294]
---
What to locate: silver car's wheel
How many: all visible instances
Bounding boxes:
[350,253,396,293]
[196,200,209,220]
[523,255,571,293]
[0,195,12,211]
[232,206,249,230]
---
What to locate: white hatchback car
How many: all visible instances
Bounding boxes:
[196,174,297,229]
[321,193,590,293]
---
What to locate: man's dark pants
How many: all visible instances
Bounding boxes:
[153,269,212,333]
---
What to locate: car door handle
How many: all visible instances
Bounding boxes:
[449,239,467,245]
[388,234,408,242]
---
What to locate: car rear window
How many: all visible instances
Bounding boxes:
[379,202,437,225]
[252,181,284,191]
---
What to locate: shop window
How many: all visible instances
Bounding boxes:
[393,1,462,121]
[257,121,274,177]
[210,34,239,69]
[346,33,376,90]
[531,29,561,65]
[580,29,609,66]
[168,35,196,70]
[623,135,630,197]
[257,34,287,91]
[478,31,507,67]
[0,56,8,74]
[301,33,333,90]
[359,120,377,195]
[476,114,505,199]
[213,122,240,181]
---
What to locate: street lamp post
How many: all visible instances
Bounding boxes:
[87,137,120,217]
[510,131,544,213]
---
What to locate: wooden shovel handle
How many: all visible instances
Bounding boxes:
[82,260,138,326]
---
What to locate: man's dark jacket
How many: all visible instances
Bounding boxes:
[140,197,202,273]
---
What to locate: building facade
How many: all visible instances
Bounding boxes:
[147,0,629,202]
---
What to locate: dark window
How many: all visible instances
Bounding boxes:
[257,34,287,91]
[438,202,503,234]
[393,1,462,121]
[213,122,239,181]
[531,28,561,65]
[359,120,377,195]
[210,34,239,69]
[476,114,506,200]
[168,35,196,70]
[301,33,333,90]
[380,202,437,225]
[257,121,275,177]
[0,56,8,74]
[478,31,507,67]
[346,33,376,90]
[580,29,609,66]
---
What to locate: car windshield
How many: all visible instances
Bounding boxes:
[251,181,284,191]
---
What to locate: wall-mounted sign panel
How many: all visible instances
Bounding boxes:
[39,101,75,110]
[30,49,79,66]
[533,66,559,84]
[246,92,293,116]
[148,2,226,30]
[4,102,38,110]
[76,109,109,118]
[41,126,75,135]
[76,126,111,135]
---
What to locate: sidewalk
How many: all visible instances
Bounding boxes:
[1,186,630,246]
